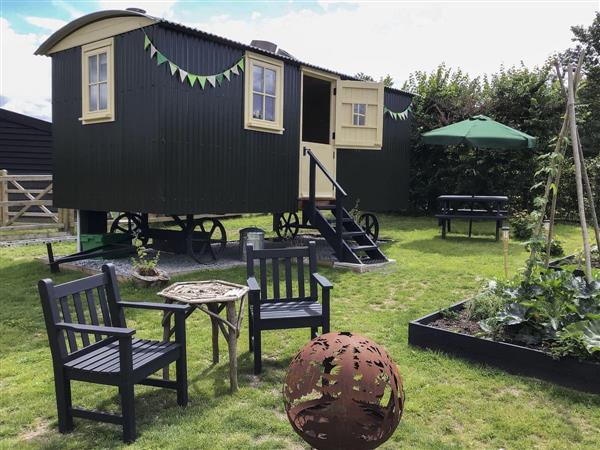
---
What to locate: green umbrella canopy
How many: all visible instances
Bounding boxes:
[421,115,537,149]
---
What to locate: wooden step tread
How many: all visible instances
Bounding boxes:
[342,231,366,238]
[349,245,378,252]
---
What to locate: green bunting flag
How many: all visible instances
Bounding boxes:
[384,104,412,121]
[143,33,244,91]
[156,52,168,66]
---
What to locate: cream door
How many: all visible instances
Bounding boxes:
[299,142,336,198]
[299,69,338,199]
[335,80,384,150]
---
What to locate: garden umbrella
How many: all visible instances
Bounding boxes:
[421,115,537,149]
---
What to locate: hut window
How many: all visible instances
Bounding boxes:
[81,38,115,124]
[244,52,284,134]
[352,103,367,126]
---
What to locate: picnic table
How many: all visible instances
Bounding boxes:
[435,195,509,240]
[158,281,248,392]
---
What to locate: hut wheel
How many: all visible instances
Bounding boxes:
[192,218,227,261]
[358,213,379,242]
[110,213,148,245]
[275,212,299,240]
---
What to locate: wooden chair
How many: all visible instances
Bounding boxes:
[38,263,190,442]
[246,241,332,374]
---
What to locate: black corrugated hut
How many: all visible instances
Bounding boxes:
[36,8,413,265]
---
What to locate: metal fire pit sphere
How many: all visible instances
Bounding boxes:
[283,332,404,450]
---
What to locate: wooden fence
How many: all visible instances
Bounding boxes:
[0,169,75,232]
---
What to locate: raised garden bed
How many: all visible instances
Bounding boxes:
[408,300,600,395]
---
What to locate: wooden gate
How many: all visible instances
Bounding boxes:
[0,169,74,232]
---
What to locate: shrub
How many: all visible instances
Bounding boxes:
[465,283,507,321]
[510,211,534,240]
[131,246,161,276]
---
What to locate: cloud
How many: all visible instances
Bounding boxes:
[52,0,85,19]
[0,18,52,120]
[179,2,596,85]
[25,17,67,32]
[97,0,178,19]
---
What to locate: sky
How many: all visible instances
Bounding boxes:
[0,0,598,121]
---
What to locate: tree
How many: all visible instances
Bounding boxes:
[354,72,395,87]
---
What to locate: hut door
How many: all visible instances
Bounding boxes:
[334,80,384,150]
[299,72,337,199]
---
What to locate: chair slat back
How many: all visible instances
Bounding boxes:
[38,264,124,360]
[246,242,317,302]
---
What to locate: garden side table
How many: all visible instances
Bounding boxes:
[158,280,248,392]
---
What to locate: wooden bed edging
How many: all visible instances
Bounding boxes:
[408,300,600,395]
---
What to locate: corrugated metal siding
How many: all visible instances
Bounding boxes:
[336,90,411,212]
[52,24,300,214]
[0,114,52,174]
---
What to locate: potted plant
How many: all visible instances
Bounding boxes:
[130,246,169,288]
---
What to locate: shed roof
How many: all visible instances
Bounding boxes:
[0,108,51,133]
[35,9,414,97]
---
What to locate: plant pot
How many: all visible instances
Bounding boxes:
[131,269,170,288]
[408,300,600,395]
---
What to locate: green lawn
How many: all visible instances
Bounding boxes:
[1,216,599,449]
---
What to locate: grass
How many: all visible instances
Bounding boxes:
[1,215,599,449]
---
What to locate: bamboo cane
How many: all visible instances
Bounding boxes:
[567,64,593,282]
[527,53,584,275]
[576,127,600,250]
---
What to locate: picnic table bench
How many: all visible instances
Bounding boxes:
[435,195,509,240]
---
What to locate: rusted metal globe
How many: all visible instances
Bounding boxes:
[283,332,405,450]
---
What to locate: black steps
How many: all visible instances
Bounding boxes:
[305,203,388,265]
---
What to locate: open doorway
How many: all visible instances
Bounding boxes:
[302,76,331,144]
[299,72,337,199]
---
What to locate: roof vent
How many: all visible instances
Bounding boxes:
[250,40,277,53]
[126,7,146,14]
[250,40,297,60]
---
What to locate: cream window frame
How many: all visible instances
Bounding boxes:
[81,38,115,125]
[244,51,284,134]
[352,103,367,126]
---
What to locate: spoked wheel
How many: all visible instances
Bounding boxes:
[110,212,148,245]
[275,212,300,240]
[358,213,379,242]
[190,218,227,262]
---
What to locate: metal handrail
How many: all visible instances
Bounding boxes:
[304,147,347,197]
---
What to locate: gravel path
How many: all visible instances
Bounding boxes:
[63,235,338,278]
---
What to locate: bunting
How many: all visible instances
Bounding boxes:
[384,104,412,121]
[143,33,244,90]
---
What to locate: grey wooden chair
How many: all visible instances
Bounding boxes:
[246,241,332,374]
[38,263,190,442]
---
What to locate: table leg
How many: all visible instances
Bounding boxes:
[225,301,238,392]
[208,304,220,364]
[441,219,447,239]
[468,220,473,238]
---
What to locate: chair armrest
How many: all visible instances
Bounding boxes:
[312,273,333,289]
[118,301,191,314]
[247,277,261,292]
[56,322,135,338]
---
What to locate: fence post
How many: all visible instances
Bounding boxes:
[0,169,7,226]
